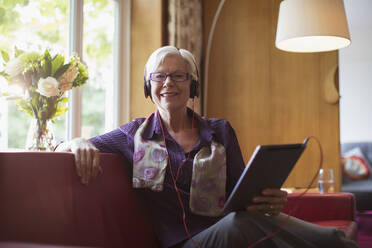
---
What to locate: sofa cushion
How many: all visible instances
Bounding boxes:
[342,147,371,180]
[341,142,372,211]
[341,142,372,165]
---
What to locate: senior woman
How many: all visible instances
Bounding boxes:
[56,46,358,248]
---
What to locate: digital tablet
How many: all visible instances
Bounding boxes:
[222,138,309,214]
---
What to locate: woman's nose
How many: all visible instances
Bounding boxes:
[163,76,174,86]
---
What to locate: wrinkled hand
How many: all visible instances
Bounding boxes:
[246,188,287,216]
[55,138,101,185]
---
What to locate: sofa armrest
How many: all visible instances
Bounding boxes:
[282,192,356,222]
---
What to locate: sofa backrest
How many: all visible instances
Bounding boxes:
[0,152,159,247]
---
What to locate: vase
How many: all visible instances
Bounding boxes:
[26,118,55,151]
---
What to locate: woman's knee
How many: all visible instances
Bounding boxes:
[219,211,259,230]
[219,212,274,243]
[215,212,245,235]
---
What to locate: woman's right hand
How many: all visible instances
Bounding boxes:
[55,138,102,185]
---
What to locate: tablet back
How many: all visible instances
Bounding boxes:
[223,141,307,213]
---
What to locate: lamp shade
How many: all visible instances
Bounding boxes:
[276,0,351,53]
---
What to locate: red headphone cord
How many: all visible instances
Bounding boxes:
[175,102,196,181]
[157,101,323,248]
[157,103,201,248]
[247,136,324,248]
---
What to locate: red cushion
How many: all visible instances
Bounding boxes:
[283,193,357,240]
[283,193,356,222]
[313,220,358,241]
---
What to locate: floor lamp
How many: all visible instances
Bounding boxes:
[276,0,351,53]
[203,0,351,115]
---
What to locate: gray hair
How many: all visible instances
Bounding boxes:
[144,46,198,82]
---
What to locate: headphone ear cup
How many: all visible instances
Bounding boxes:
[189,80,198,99]
[144,80,152,99]
[144,81,148,98]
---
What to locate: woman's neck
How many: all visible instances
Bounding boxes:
[158,108,190,133]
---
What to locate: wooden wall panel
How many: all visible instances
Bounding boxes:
[130,0,161,120]
[203,0,341,190]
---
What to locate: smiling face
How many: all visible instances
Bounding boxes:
[150,54,191,114]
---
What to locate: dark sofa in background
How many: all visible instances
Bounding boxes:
[0,152,358,247]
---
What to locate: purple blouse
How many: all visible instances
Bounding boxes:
[89,110,245,248]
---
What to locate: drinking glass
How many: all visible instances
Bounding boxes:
[318,168,335,193]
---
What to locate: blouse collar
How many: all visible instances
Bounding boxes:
[142,108,214,147]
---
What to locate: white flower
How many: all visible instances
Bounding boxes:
[37,77,60,97]
[5,57,25,77]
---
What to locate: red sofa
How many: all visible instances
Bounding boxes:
[0,152,357,247]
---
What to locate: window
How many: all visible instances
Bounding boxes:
[0,0,130,150]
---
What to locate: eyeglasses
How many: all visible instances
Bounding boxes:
[149,72,190,82]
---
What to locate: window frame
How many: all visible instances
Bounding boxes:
[67,0,131,140]
[0,0,131,149]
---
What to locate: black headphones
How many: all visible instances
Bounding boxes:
[144,48,199,100]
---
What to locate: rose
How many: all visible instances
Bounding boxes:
[37,77,60,97]
[5,57,25,77]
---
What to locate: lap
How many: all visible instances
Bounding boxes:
[176,211,359,248]
[178,212,277,248]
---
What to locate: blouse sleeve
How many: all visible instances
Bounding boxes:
[89,128,127,154]
[224,121,245,197]
[89,120,141,166]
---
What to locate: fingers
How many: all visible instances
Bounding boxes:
[70,138,101,185]
[80,147,100,185]
[262,188,288,197]
[92,151,101,178]
[75,148,82,177]
[85,148,92,183]
[246,188,288,215]
[252,195,287,205]
[79,148,86,184]
[257,189,287,204]
[246,203,282,215]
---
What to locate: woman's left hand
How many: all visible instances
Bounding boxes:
[245,188,288,216]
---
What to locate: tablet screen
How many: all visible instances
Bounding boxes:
[223,139,308,213]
